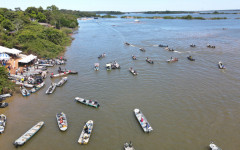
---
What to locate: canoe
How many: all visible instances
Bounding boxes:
[35,63,54,67]
[166,58,178,63]
[56,77,67,87]
[16,82,34,88]
[124,141,135,150]
[78,120,94,144]
[46,83,56,94]
[20,86,30,97]
[207,45,216,48]
[29,82,45,93]
[111,61,120,69]
[50,72,69,78]
[13,121,44,147]
[0,114,6,134]
[129,68,138,76]
[75,97,100,108]
[139,48,146,52]
[0,102,8,108]
[218,62,225,69]
[56,112,68,131]
[134,108,153,133]
[209,142,222,150]
[187,56,195,61]
[146,58,154,64]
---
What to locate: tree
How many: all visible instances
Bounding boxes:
[37,12,46,22]
[15,7,22,11]
[0,14,4,23]
[1,19,14,31]
[47,5,59,12]
[13,18,23,31]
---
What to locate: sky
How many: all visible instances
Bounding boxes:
[0,0,239,12]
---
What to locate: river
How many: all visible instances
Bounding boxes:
[1,14,240,150]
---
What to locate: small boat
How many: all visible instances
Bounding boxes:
[98,53,106,59]
[56,112,68,131]
[0,102,8,108]
[132,55,137,60]
[146,57,154,64]
[111,61,120,69]
[134,19,140,23]
[78,120,94,144]
[50,71,69,78]
[13,121,44,147]
[60,70,78,74]
[0,93,11,98]
[218,61,225,69]
[106,63,112,71]
[139,48,146,52]
[20,86,30,97]
[165,47,174,51]
[56,77,67,87]
[46,83,56,94]
[166,57,178,63]
[190,44,196,47]
[187,56,195,61]
[209,142,222,150]
[35,63,54,67]
[158,44,168,47]
[16,82,34,88]
[29,82,45,93]
[129,68,138,76]
[0,114,6,134]
[125,42,130,46]
[207,44,216,48]
[75,97,100,108]
[134,109,153,132]
[94,63,100,71]
[124,141,135,150]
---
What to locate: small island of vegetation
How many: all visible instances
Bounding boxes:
[121,15,227,20]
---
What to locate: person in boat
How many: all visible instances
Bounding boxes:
[58,67,61,73]
[170,57,173,60]
[140,117,143,122]
[51,72,54,77]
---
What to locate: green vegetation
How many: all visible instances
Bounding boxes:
[0,66,15,94]
[59,9,99,18]
[94,11,125,15]
[121,15,206,20]
[144,11,195,14]
[101,14,117,18]
[0,5,78,58]
[209,17,227,20]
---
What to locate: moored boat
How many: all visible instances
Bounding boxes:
[0,114,6,134]
[209,142,222,150]
[75,97,100,108]
[78,120,94,144]
[50,71,69,78]
[20,86,30,97]
[94,63,99,71]
[60,70,78,74]
[218,61,225,69]
[187,56,195,61]
[56,112,68,131]
[0,93,11,98]
[166,57,178,63]
[134,108,153,133]
[124,141,135,150]
[129,68,138,76]
[29,82,45,93]
[13,121,44,147]
[207,44,216,48]
[146,57,154,64]
[0,102,8,108]
[46,83,56,94]
[56,77,67,87]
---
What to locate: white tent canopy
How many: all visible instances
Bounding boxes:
[0,53,10,60]
[18,54,37,63]
[0,46,22,55]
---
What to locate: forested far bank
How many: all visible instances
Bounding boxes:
[0,5,81,58]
